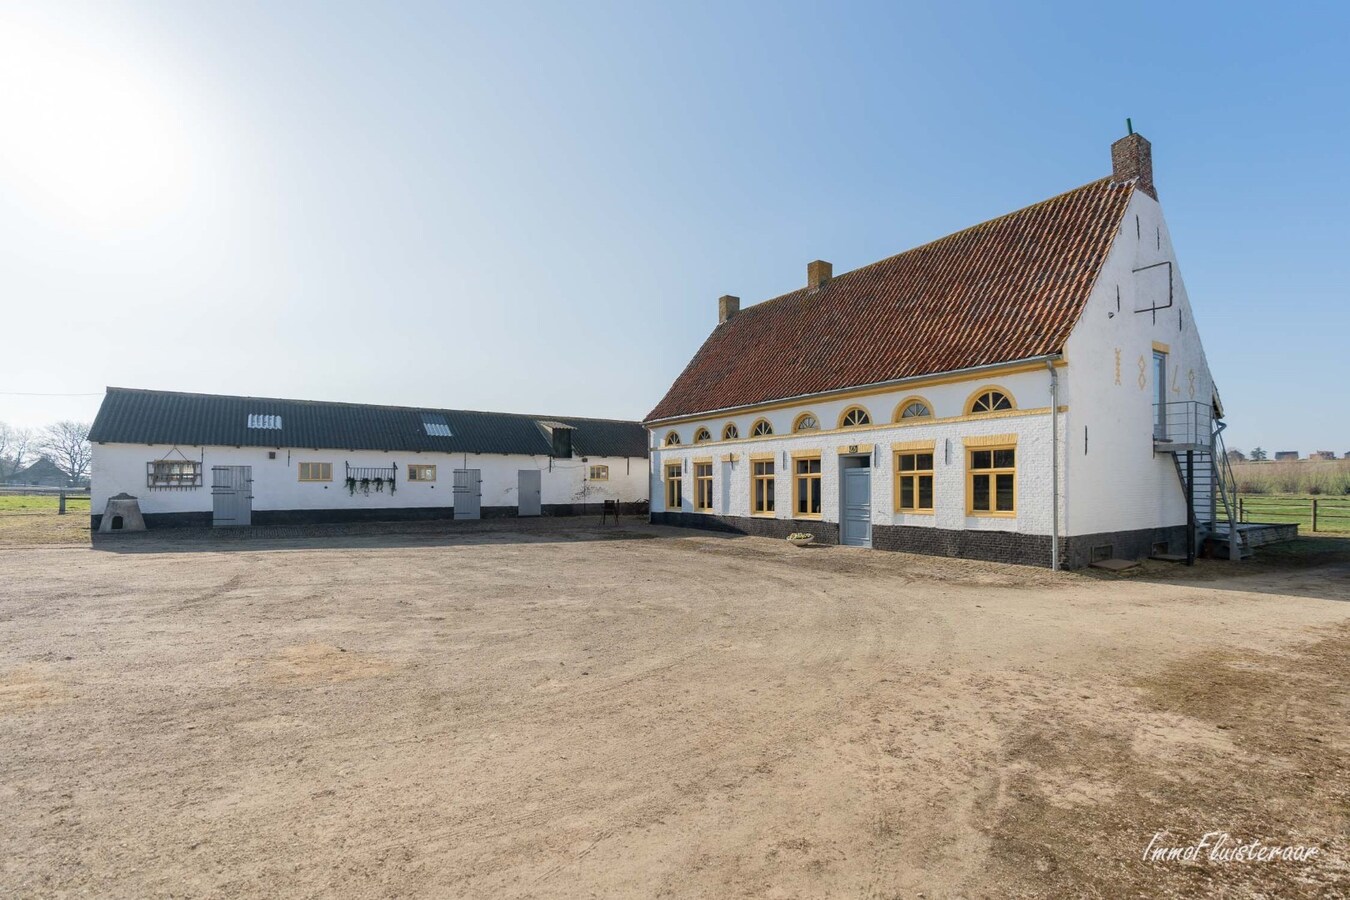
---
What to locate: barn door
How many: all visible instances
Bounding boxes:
[211,465,253,527]
[517,469,541,517]
[453,468,481,519]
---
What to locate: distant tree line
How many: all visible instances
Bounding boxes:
[0,421,92,485]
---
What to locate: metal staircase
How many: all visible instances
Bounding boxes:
[1154,401,1242,562]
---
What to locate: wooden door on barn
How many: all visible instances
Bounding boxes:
[453,469,481,519]
[211,465,253,527]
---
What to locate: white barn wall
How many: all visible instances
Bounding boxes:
[93,444,646,519]
[1061,189,1216,539]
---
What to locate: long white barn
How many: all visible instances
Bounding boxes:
[645,132,1244,568]
[89,388,648,529]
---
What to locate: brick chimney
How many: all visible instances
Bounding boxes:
[807,260,832,289]
[1111,131,1155,199]
[717,294,740,324]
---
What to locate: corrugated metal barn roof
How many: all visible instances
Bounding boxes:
[90,388,650,458]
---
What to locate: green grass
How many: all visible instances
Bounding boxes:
[0,495,92,546]
[0,494,90,512]
[1232,459,1350,496]
[1238,494,1350,534]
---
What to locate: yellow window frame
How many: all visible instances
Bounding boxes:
[791,452,823,518]
[966,444,1017,517]
[838,405,872,428]
[407,464,437,482]
[298,462,332,482]
[894,447,935,513]
[664,462,683,509]
[589,464,609,481]
[750,454,775,515]
[893,395,934,422]
[693,461,714,512]
[966,385,1016,415]
[792,411,821,433]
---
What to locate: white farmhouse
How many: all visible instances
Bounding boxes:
[646,131,1255,568]
[89,388,648,529]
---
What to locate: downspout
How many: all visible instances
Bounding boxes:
[1046,357,1061,570]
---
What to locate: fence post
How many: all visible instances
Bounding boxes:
[1238,497,1243,523]
[1311,498,1318,533]
[59,491,66,515]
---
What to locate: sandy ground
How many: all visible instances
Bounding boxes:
[1,523,1347,898]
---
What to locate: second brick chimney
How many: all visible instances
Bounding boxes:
[807,260,833,289]
[1111,131,1156,199]
[718,294,740,324]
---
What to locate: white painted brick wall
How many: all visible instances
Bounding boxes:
[650,374,1064,536]
[92,444,648,515]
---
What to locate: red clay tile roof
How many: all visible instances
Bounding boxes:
[646,176,1135,422]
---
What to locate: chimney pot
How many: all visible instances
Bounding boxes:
[717,294,740,324]
[807,259,833,289]
[1111,132,1156,199]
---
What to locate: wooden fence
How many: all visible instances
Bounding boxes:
[1238,496,1350,533]
[0,486,91,515]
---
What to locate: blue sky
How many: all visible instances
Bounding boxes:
[1,0,1345,454]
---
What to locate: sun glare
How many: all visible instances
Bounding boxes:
[0,14,195,233]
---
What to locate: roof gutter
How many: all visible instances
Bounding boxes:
[644,353,1066,426]
[1045,355,1062,571]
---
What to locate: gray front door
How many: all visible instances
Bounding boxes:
[453,468,481,519]
[841,467,872,547]
[211,465,252,527]
[517,469,541,516]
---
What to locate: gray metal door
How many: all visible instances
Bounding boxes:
[841,468,872,547]
[211,465,252,527]
[517,469,541,516]
[453,468,481,519]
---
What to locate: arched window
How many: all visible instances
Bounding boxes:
[967,388,1015,415]
[694,427,712,443]
[750,418,773,437]
[664,431,682,446]
[793,412,820,433]
[895,397,933,421]
[722,423,739,440]
[839,406,872,428]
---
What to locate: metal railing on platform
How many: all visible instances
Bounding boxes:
[1153,400,1213,447]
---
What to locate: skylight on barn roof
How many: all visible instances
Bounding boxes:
[247,414,282,430]
[422,414,452,437]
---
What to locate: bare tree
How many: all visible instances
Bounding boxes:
[39,421,92,484]
[0,423,36,481]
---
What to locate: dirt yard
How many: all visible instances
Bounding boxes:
[1,523,1347,898]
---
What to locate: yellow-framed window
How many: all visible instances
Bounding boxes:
[793,455,822,517]
[895,450,934,512]
[407,464,437,482]
[751,458,775,514]
[298,462,332,482]
[693,462,713,511]
[968,446,1016,515]
[589,464,609,481]
[664,463,683,509]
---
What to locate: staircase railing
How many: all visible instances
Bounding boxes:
[1212,421,1240,560]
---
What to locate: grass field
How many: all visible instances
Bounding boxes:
[0,494,91,545]
[1232,459,1350,495]
[1239,494,1350,533]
